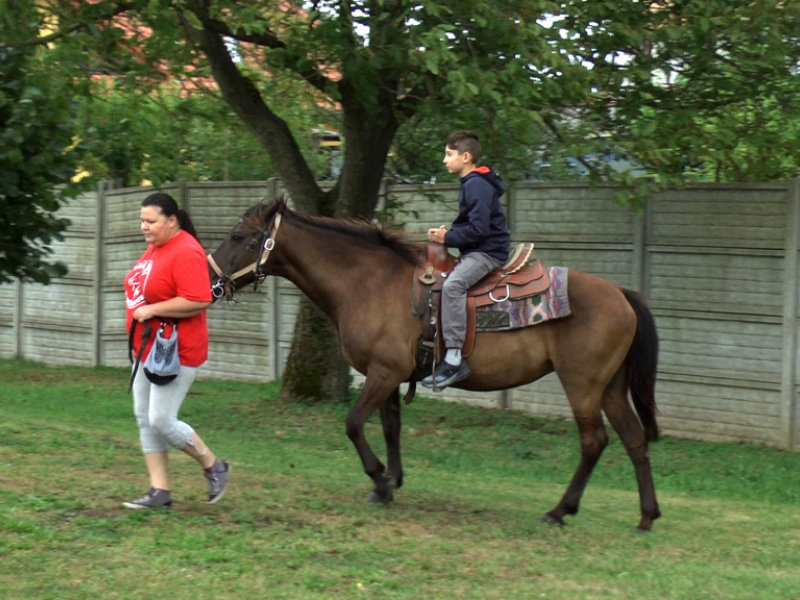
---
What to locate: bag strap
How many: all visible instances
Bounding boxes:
[128,321,152,392]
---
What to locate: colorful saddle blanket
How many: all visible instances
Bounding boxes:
[476,266,570,331]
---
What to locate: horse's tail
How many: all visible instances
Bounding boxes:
[622,288,660,442]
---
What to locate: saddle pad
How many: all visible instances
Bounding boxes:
[476,266,571,331]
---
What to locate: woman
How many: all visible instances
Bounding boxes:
[123,192,229,509]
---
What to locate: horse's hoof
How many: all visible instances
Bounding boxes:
[366,490,393,504]
[541,513,565,526]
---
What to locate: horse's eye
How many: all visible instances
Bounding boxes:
[230,234,244,243]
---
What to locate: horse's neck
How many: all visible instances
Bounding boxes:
[274,221,385,321]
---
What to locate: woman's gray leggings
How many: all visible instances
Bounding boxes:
[132,366,197,453]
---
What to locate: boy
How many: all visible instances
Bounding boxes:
[422,131,510,390]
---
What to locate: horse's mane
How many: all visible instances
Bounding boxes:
[248,197,422,266]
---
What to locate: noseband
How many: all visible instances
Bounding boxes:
[208,213,282,301]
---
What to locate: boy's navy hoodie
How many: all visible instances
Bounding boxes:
[444,166,510,262]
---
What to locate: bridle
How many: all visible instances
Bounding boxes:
[208,213,282,301]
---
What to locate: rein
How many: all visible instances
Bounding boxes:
[208,213,282,300]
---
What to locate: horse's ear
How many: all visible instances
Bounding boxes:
[276,195,288,211]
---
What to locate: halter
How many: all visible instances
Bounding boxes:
[208,213,282,301]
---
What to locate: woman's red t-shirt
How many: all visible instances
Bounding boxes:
[125,230,212,367]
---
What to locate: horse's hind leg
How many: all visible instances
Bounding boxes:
[380,388,403,491]
[544,391,609,526]
[602,370,661,531]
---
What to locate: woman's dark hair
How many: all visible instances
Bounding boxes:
[141,192,200,241]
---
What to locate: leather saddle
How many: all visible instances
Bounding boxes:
[412,242,550,363]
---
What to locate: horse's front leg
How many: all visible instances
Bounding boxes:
[345,373,401,503]
[379,388,403,492]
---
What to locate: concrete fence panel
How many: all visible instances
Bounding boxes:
[3,179,799,449]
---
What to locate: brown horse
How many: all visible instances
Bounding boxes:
[207,197,661,531]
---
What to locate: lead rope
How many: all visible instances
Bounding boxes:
[128,321,152,393]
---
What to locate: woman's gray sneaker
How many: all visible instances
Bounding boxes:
[123,487,172,509]
[204,461,230,504]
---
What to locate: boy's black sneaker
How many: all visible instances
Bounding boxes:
[421,360,471,390]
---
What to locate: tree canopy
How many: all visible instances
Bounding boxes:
[11,1,800,206]
[0,2,87,284]
[74,83,334,187]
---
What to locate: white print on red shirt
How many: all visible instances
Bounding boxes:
[126,259,153,310]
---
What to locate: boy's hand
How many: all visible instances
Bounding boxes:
[427,225,447,244]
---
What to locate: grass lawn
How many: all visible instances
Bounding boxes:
[1,359,799,599]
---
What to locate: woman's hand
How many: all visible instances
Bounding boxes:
[133,304,157,323]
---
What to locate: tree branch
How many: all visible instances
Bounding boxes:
[395,80,432,118]
[185,2,333,96]
[178,2,323,212]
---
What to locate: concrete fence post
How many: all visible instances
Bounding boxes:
[781,178,800,450]
[178,180,189,211]
[268,277,280,380]
[632,199,648,294]
[13,279,22,358]
[266,178,280,200]
[497,183,519,410]
[91,183,107,366]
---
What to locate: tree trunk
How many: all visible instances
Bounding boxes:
[280,298,351,403]
[336,85,400,219]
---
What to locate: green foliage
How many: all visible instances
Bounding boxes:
[391,101,571,183]
[685,83,800,182]
[75,85,284,187]
[0,4,87,284]
[74,80,339,187]
[551,0,800,184]
[393,0,800,184]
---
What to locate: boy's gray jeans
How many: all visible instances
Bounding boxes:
[441,251,504,351]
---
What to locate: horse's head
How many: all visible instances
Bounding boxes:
[207,197,287,302]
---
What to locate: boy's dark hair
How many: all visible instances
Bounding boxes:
[446,131,481,164]
[142,192,201,241]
